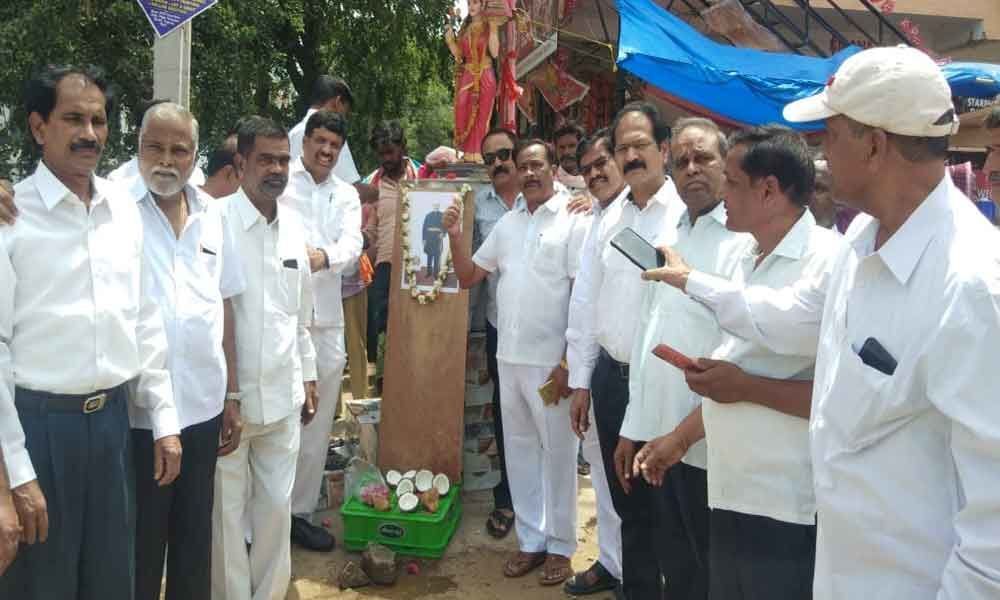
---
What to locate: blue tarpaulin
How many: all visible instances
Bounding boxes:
[616,0,999,131]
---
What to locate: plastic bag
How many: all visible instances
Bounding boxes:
[346,457,390,511]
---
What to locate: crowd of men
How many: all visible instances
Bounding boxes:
[1,43,1000,600]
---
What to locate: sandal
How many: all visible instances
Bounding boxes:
[503,551,546,578]
[564,561,619,595]
[486,509,515,539]
[539,553,573,586]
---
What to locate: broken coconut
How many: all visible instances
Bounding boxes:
[395,478,414,497]
[361,542,398,585]
[398,492,419,513]
[402,469,417,481]
[432,473,450,496]
[419,488,440,513]
[385,469,402,487]
[415,469,434,493]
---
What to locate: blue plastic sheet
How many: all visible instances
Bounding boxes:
[616,0,999,130]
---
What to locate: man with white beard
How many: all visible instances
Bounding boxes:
[131,103,246,600]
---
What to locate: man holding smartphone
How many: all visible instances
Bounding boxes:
[565,104,685,600]
[446,139,588,586]
[646,47,1000,599]
[621,116,753,599]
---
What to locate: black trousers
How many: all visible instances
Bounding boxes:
[709,509,816,600]
[366,261,392,362]
[0,385,134,600]
[485,322,513,510]
[592,350,665,599]
[132,412,223,600]
[655,462,710,600]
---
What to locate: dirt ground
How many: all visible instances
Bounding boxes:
[286,474,607,600]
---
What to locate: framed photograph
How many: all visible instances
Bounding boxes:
[400,183,468,294]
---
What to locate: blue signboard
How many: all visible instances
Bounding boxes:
[136,0,217,38]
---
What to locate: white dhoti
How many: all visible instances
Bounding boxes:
[212,413,300,600]
[291,325,346,518]
[582,404,623,580]
[497,360,579,558]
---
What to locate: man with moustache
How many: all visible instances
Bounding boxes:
[645,126,840,599]
[563,102,683,600]
[646,47,1000,599]
[131,103,246,600]
[212,117,318,600]
[554,122,586,190]
[473,128,521,540]
[986,106,1000,211]
[624,117,753,600]
[108,98,206,189]
[446,139,588,586]
[563,129,635,597]
[0,64,182,600]
[284,110,362,552]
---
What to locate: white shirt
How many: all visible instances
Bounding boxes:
[703,210,841,526]
[222,189,317,425]
[0,162,178,488]
[289,108,361,184]
[107,156,205,189]
[567,179,685,389]
[473,191,589,367]
[280,158,363,328]
[136,185,246,431]
[686,176,1000,599]
[623,202,752,461]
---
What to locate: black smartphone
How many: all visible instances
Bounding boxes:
[610,227,664,271]
[858,337,897,376]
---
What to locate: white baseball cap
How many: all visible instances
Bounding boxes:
[784,45,959,137]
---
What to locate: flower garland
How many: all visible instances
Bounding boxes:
[400,186,469,304]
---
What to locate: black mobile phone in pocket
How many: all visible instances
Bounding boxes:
[858,337,897,376]
[610,227,664,271]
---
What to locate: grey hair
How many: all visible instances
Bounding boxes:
[672,117,729,157]
[138,101,199,150]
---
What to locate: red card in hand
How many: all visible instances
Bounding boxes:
[652,344,701,372]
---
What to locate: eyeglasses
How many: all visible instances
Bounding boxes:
[579,156,610,177]
[483,148,513,164]
[614,140,654,155]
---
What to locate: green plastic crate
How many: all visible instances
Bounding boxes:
[341,484,462,558]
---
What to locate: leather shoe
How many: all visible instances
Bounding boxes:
[291,516,336,552]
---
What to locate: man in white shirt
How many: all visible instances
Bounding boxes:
[562,129,631,597]
[0,64,181,600]
[567,103,685,600]
[288,75,360,183]
[211,117,318,600]
[446,139,588,586]
[201,132,241,200]
[650,46,1000,599]
[652,125,840,599]
[129,103,247,600]
[283,110,362,552]
[624,117,754,600]
[553,122,586,191]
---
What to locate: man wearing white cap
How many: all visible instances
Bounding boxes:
[644,45,1000,599]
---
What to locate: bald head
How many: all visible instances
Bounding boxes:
[138,102,199,198]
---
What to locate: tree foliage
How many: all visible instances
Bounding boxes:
[0,0,455,178]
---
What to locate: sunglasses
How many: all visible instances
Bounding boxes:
[483,148,513,164]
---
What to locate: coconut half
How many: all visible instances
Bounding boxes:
[398,492,419,513]
[432,473,450,496]
[385,470,402,487]
[395,478,414,497]
[415,470,434,493]
[403,470,417,480]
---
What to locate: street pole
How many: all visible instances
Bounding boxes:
[152,21,192,107]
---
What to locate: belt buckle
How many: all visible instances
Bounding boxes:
[82,393,107,414]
